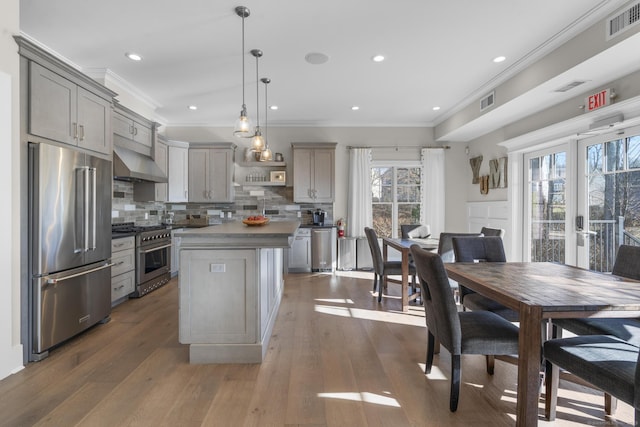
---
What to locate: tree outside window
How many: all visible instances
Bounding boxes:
[371,165,421,238]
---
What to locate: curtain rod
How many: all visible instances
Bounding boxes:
[347,145,450,150]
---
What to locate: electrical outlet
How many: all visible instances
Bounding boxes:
[227,211,232,219]
[297,211,301,218]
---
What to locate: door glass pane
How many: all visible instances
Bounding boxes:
[628,136,640,169]
[587,143,603,174]
[606,139,624,171]
[529,155,566,263]
[586,136,640,272]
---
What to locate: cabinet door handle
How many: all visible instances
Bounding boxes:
[78,125,85,141]
[133,126,138,136]
[73,122,78,139]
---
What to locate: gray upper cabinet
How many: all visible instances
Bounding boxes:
[113,106,153,149]
[188,143,235,203]
[292,143,336,203]
[28,61,112,155]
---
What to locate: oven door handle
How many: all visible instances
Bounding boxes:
[139,243,172,254]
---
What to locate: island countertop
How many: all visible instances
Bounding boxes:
[175,220,300,249]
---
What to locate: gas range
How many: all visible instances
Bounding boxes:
[111,222,172,297]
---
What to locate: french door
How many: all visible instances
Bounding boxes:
[577,125,640,272]
[524,145,577,265]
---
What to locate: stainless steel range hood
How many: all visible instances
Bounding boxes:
[113,145,167,183]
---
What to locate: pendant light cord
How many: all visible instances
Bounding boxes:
[241,15,246,110]
[255,53,260,128]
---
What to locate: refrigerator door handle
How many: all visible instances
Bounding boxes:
[84,166,90,252]
[44,262,114,285]
[88,167,97,251]
[74,167,87,254]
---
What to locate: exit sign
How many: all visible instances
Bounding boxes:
[585,88,612,112]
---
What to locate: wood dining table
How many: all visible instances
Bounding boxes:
[444,261,640,426]
[381,237,438,312]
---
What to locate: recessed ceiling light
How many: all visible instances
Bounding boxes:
[493,56,506,63]
[351,106,360,111]
[269,105,278,110]
[372,55,385,62]
[125,52,142,61]
[432,106,441,111]
[188,105,198,110]
[304,52,329,65]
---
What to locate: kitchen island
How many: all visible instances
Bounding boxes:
[175,220,299,363]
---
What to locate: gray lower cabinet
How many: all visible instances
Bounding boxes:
[287,228,312,272]
[28,61,113,155]
[111,237,135,304]
[188,144,235,203]
[179,247,283,363]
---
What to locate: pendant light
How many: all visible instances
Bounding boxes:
[233,6,252,138]
[259,77,273,161]
[250,49,265,152]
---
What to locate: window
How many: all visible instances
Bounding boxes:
[585,134,640,271]
[371,164,422,237]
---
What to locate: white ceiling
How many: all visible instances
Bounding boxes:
[18,0,636,137]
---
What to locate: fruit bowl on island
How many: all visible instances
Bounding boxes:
[242,215,269,226]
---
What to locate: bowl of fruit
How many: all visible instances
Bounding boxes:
[242,215,269,226]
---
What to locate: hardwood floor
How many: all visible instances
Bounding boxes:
[0,271,634,426]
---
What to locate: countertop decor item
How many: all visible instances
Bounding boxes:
[242,216,270,226]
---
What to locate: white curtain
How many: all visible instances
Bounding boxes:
[422,148,445,236]
[347,148,372,238]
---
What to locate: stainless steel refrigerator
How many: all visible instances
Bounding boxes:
[29,142,112,360]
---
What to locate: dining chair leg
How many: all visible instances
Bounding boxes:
[372,273,377,292]
[377,275,384,302]
[485,355,495,375]
[425,331,435,374]
[450,355,461,412]
[544,359,559,421]
[605,394,617,415]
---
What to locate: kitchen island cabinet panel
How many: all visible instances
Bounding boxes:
[177,220,298,363]
[180,249,256,344]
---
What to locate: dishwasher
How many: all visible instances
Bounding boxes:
[311,227,337,272]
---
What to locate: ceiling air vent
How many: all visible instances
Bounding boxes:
[480,91,495,111]
[554,80,587,93]
[606,1,640,40]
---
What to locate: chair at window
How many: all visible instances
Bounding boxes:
[451,236,519,322]
[552,245,640,415]
[553,245,640,346]
[480,226,505,238]
[543,334,640,423]
[401,224,431,239]
[409,244,520,412]
[364,227,417,303]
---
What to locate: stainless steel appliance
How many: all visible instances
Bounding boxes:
[311,227,337,272]
[112,223,171,297]
[287,227,312,273]
[29,143,112,361]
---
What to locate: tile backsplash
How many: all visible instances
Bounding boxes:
[111,180,334,226]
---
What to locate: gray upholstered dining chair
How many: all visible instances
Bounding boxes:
[401,224,430,239]
[551,245,640,415]
[364,227,416,303]
[451,236,519,322]
[543,334,640,423]
[409,245,520,412]
[437,232,483,263]
[553,245,640,346]
[480,226,505,238]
